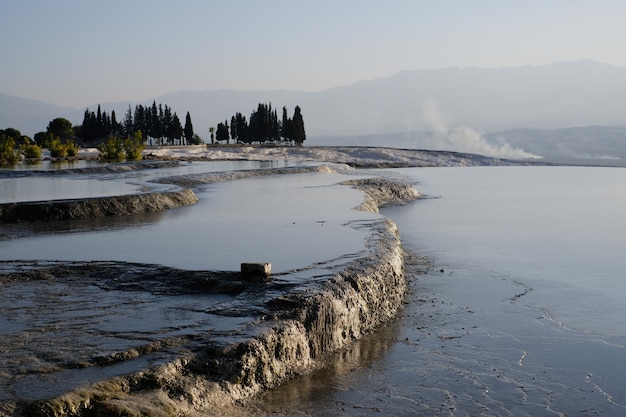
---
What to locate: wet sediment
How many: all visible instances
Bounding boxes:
[0,174,419,417]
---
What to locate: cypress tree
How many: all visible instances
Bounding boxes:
[168,113,183,144]
[184,112,194,145]
[230,115,237,142]
[123,105,133,138]
[292,106,306,146]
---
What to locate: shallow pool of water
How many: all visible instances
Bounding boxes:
[243,166,626,417]
[0,160,313,204]
[0,170,379,273]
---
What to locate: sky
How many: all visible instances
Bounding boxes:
[1,0,626,108]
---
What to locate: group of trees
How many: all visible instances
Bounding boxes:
[1,100,199,163]
[215,103,306,145]
[1,124,80,164]
[1,101,308,165]
[79,102,200,146]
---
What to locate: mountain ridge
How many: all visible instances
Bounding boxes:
[2,60,625,140]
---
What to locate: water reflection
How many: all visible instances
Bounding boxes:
[0,171,379,273]
[0,160,315,204]
[0,159,104,171]
[1,210,164,239]
[0,176,144,203]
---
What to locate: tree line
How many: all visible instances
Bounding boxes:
[214,103,306,146]
[1,101,307,164]
[80,102,200,146]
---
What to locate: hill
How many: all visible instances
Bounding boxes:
[1,60,625,162]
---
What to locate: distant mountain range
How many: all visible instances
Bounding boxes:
[313,125,626,166]
[1,60,625,163]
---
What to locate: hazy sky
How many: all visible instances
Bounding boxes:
[1,0,625,108]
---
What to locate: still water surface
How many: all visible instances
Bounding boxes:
[0,169,377,272]
[3,164,626,415]
[0,160,305,203]
[254,166,626,416]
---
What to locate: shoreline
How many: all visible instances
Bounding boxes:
[0,163,420,416]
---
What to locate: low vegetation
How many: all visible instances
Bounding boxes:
[20,138,42,159]
[0,133,19,164]
[98,131,145,161]
[49,137,78,158]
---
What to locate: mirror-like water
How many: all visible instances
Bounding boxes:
[0,160,311,204]
[247,166,626,416]
[0,171,377,272]
[0,160,104,171]
[0,176,145,203]
[8,161,624,416]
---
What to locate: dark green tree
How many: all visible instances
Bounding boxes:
[34,131,54,147]
[184,112,194,145]
[249,103,278,143]
[2,128,21,140]
[281,106,295,144]
[167,113,183,145]
[123,105,133,138]
[292,106,306,146]
[134,105,147,141]
[230,115,237,143]
[81,109,97,143]
[1,128,29,147]
[215,120,229,144]
[231,112,248,143]
[110,110,120,137]
[149,101,161,142]
[96,105,103,137]
[162,105,172,145]
[46,118,74,142]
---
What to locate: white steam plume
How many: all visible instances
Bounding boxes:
[422,98,541,159]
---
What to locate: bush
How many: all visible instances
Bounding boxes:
[123,131,145,161]
[20,141,42,159]
[48,137,68,158]
[0,133,19,164]
[98,136,126,161]
[65,140,79,157]
[190,134,203,145]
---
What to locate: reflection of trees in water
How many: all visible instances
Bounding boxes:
[1,210,164,239]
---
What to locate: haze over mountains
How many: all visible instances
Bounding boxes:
[2,60,626,164]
